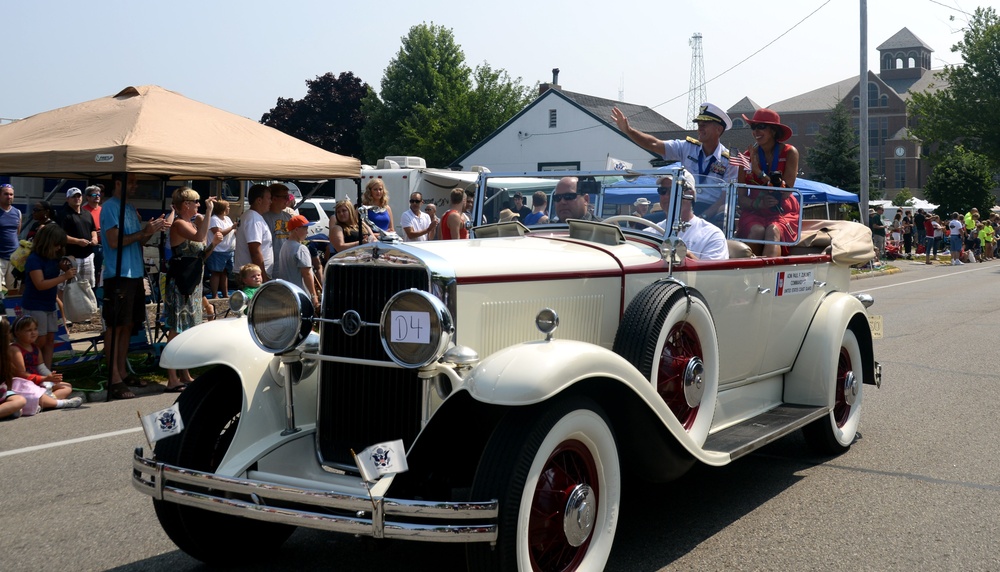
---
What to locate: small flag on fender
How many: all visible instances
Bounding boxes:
[140,403,185,444]
[353,439,409,482]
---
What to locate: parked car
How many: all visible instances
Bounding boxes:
[134,168,882,571]
[294,196,337,240]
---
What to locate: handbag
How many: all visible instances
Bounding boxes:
[168,256,204,297]
[63,277,98,322]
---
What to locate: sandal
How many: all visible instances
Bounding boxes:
[124,375,149,388]
[164,384,186,393]
[109,383,136,400]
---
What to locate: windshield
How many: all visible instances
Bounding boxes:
[473,167,804,252]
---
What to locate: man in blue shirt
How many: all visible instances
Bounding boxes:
[100,174,168,399]
[0,183,23,302]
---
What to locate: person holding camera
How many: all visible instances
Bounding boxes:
[735,108,801,257]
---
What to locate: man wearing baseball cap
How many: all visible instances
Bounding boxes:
[611,102,738,215]
[59,187,98,290]
[275,214,319,309]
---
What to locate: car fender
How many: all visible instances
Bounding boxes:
[785,292,872,406]
[465,339,729,465]
[160,316,319,476]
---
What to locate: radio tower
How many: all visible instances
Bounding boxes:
[687,33,707,129]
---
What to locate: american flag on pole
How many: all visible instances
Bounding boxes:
[730,150,751,171]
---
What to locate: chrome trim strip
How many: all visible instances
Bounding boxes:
[133,449,498,543]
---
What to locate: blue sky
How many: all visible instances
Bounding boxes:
[1,0,991,132]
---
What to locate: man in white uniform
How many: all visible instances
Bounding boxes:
[400,192,437,241]
[612,102,738,215]
[646,171,729,261]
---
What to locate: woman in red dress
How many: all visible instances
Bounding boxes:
[736,108,801,257]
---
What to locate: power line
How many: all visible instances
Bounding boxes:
[526,0,833,138]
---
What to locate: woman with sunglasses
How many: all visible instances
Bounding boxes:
[736,108,801,257]
[163,187,220,392]
[20,200,55,241]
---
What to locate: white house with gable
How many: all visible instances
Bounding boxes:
[451,71,682,173]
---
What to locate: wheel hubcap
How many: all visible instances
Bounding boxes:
[842,371,857,406]
[832,346,855,427]
[683,357,705,408]
[562,484,595,548]
[657,322,703,429]
[529,440,599,571]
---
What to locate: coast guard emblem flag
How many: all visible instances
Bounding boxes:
[140,403,184,444]
[354,439,409,482]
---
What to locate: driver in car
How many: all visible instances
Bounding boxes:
[552,177,601,222]
[645,172,729,260]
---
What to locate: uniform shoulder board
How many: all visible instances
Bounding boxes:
[686,136,701,145]
[721,149,731,159]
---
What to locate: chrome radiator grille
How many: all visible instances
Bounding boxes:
[318,263,429,468]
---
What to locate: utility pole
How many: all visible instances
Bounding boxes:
[860,0,869,222]
[688,33,707,129]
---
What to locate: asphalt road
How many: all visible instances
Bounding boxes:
[2,258,999,571]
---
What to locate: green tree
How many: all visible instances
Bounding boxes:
[361,23,533,167]
[261,72,369,158]
[909,7,1000,170]
[806,102,861,194]
[891,188,914,207]
[923,145,994,215]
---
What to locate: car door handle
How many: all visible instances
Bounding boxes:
[757,286,771,295]
[813,280,827,288]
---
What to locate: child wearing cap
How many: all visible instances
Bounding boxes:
[275,215,319,309]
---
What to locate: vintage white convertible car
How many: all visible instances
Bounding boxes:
[133,168,881,571]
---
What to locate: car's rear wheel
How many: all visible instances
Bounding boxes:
[467,397,620,572]
[803,328,864,454]
[152,369,295,565]
[614,282,719,445]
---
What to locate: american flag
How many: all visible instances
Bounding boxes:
[730,150,751,171]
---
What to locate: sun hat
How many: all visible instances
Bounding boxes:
[499,209,519,223]
[634,197,650,207]
[741,108,793,142]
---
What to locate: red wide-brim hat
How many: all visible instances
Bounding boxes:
[742,108,793,142]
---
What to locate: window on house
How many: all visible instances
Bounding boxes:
[895,159,906,188]
[806,122,819,135]
[549,109,557,128]
[880,94,889,107]
[853,96,860,109]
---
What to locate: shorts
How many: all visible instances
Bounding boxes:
[24,309,60,335]
[206,250,234,273]
[102,277,145,329]
[0,258,13,298]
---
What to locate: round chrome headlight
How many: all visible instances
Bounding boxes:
[248,280,315,354]
[380,289,454,368]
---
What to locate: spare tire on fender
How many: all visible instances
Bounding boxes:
[613,281,719,446]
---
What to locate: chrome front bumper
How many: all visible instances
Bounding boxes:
[132,448,498,543]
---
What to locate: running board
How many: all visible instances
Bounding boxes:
[703,404,829,461]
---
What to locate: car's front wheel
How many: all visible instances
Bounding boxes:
[152,368,295,565]
[467,397,621,572]
[803,328,864,454]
